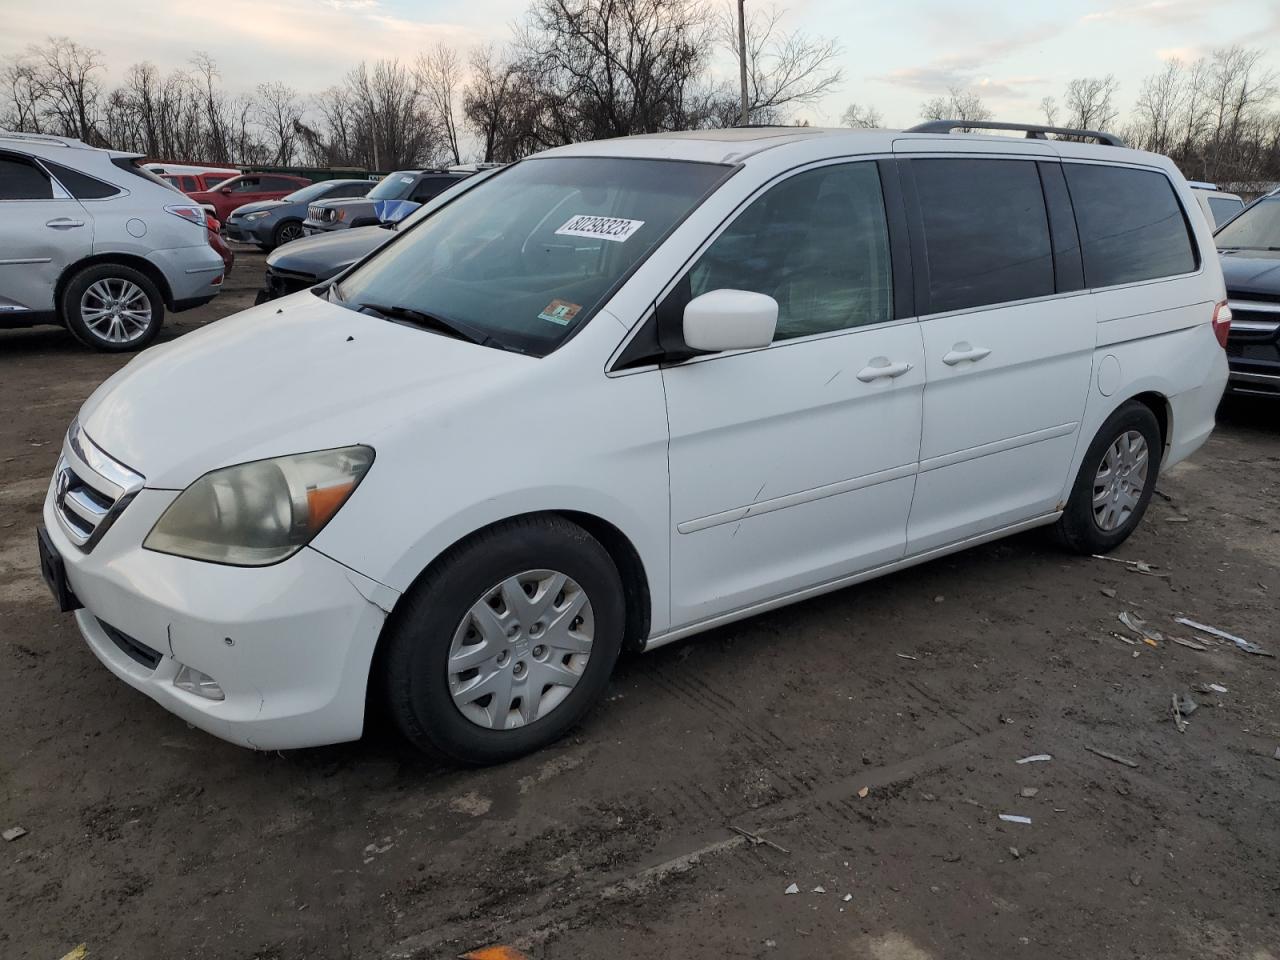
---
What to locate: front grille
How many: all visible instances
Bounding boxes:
[98,619,162,670]
[307,204,330,223]
[262,266,318,300]
[53,421,145,552]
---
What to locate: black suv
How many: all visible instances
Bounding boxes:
[1217,189,1280,397]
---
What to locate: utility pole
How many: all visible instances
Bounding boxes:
[737,0,749,126]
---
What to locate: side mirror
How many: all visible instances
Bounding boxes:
[683,289,777,353]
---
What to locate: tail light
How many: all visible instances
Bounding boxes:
[1212,300,1232,349]
[165,203,207,228]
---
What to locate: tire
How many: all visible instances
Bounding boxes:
[61,263,164,352]
[271,220,304,250]
[1055,401,1162,554]
[378,515,626,765]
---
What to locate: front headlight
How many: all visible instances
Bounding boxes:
[144,446,373,566]
[245,211,271,221]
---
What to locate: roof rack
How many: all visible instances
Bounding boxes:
[0,130,78,147]
[904,120,1126,148]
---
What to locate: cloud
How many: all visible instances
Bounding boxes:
[882,23,1060,93]
[1081,0,1202,26]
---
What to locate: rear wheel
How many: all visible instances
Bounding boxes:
[378,516,625,765]
[1055,401,1162,554]
[61,263,164,352]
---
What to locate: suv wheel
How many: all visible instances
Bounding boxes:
[378,516,625,765]
[1055,400,1162,554]
[61,263,164,352]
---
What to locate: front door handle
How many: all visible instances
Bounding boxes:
[46,218,85,229]
[856,358,914,382]
[942,343,992,366]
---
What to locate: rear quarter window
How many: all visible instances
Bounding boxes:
[1063,163,1197,287]
[39,159,121,199]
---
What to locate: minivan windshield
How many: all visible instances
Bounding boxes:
[335,156,732,355]
[1215,197,1280,250]
[367,172,419,202]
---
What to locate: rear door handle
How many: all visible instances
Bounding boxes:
[942,344,992,365]
[856,358,914,382]
[46,218,85,229]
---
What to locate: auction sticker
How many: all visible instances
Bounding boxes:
[538,299,582,326]
[555,215,645,243]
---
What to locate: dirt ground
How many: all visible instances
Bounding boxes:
[2,248,1278,960]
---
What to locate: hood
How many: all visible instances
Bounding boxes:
[77,294,529,488]
[230,199,288,217]
[266,225,392,279]
[1219,249,1280,298]
[312,197,374,212]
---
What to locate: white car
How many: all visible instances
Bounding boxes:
[1188,181,1245,228]
[39,122,1230,763]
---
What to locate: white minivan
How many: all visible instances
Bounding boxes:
[39,122,1230,764]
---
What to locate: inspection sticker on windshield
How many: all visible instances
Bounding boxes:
[538,299,582,326]
[555,215,645,243]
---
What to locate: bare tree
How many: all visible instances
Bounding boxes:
[1063,74,1120,131]
[1133,60,1185,154]
[255,81,304,165]
[1,58,47,132]
[346,59,438,170]
[840,102,882,128]
[714,2,844,125]
[920,86,993,128]
[1040,95,1058,126]
[415,43,463,165]
[20,37,106,142]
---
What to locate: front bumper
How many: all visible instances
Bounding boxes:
[302,219,343,236]
[225,218,270,244]
[42,466,399,750]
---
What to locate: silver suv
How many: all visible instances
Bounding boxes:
[0,132,224,351]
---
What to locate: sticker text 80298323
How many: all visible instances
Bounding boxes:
[554,215,645,243]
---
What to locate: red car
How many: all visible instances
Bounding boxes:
[189,173,312,223]
[206,215,234,276]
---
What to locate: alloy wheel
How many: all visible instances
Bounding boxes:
[80,278,152,344]
[447,569,594,730]
[1092,429,1149,531]
[277,222,304,244]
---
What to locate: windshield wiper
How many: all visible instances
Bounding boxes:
[356,301,500,347]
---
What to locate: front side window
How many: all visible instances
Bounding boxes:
[1064,163,1197,287]
[0,156,53,200]
[336,157,731,356]
[911,158,1054,314]
[1215,196,1280,250]
[688,162,892,340]
[232,177,261,193]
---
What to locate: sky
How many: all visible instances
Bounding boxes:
[2,0,1279,133]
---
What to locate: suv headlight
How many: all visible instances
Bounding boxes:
[144,446,374,566]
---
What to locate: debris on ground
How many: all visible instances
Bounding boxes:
[999,814,1033,824]
[1086,746,1139,768]
[1170,636,1209,652]
[1175,617,1274,658]
[1172,693,1189,733]
[1274,747,1280,762]
[1100,588,1117,598]
[784,882,800,895]
[1128,561,1170,579]
[57,947,88,960]
[1009,846,1021,859]
[1129,871,1143,887]
[1119,611,1163,645]
[842,893,852,902]
[2,825,27,842]
[1020,787,1039,799]
[1176,693,1198,716]
[729,825,790,854]
[812,885,826,894]
[857,786,869,798]
[896,653,919,661]
[941,852,961,863]
[461,947,531,960]
[1203,683,1228,694]
[1016,754,1052,764]
[1165,516,1190,523]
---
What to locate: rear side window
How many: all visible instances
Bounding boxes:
[1064,164,1197,287]
[910,158,1054,314]
[261,176,299,191]
[40,159,120,199]
[1207,196,1242,226]
[0,156,54,200]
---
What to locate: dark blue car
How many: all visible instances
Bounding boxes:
[224,179,373,250]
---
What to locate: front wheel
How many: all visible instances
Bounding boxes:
[378,516,625,765]
[1055,401,1162,554]
[271,220,304,249]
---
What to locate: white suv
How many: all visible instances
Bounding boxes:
[0,133,224,350]
[38,122,1229,763]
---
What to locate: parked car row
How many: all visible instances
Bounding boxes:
[225,179,372,250]
[35,121,1235,766]
[2,132,225,350]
